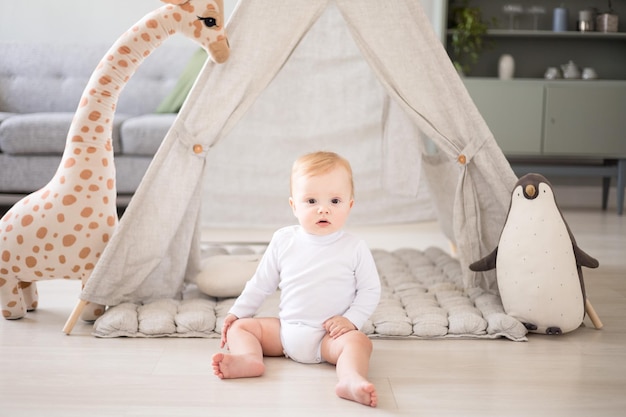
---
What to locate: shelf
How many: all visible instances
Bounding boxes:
[447,29,626,40]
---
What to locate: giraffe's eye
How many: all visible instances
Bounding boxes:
[197,16,217,28]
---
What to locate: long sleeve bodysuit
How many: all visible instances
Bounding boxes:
[229,225,381,362]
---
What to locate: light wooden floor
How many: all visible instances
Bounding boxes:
[1,209,624,417]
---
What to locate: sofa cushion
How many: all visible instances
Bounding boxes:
[0,42,196,115]
[0,113,126,155]
[120,114,177,156]
[0,112,15,123]
[0,153,151,194]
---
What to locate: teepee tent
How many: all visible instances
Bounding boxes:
[77,0,517,315]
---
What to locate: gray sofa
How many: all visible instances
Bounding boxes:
[0,41,197,206]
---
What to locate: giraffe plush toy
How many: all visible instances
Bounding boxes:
[0,0,229,321]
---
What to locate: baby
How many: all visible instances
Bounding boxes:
[211,151,381,407]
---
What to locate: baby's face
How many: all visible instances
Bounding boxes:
[289,166,354,236]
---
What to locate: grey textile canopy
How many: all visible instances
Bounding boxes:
[80,0,517,308]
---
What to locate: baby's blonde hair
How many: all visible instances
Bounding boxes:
[290,151,354,198]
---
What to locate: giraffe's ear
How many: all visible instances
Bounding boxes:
[161,0,190,5]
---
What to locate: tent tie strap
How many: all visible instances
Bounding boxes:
[457,135,490,166]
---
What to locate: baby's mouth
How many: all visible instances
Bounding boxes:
[317,219,330,225]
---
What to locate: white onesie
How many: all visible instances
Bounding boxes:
[229,225,381,364]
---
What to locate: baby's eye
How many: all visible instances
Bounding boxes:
[307,198,317,205]
[331,198,341,204]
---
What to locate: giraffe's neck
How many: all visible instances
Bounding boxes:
[64,8,176,155]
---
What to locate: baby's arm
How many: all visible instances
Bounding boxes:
[342,241,382,330]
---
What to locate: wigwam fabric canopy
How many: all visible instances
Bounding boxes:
[80,0,517,308]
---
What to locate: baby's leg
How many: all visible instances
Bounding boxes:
[212,317,282,379]
[321,331,378,407]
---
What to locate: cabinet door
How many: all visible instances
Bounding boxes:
[464,80,544,155]
[544,84,626,157]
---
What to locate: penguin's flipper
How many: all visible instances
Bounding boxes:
[573,245,599,269]
[469,247,498,272]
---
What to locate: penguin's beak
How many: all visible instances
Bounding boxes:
[524,184,537,199]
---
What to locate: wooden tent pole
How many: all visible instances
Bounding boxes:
[585,298,603,330]
[62,299,87,335]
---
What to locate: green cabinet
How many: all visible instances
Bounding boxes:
[464,78,626,159]
[464,79,543,154]
[544,84,626,157]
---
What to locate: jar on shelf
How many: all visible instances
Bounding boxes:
[596,12,619,32]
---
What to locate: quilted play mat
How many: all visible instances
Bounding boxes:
[92,246,528,341]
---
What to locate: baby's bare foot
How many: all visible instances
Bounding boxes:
[211,352,265,379]
[336,379,378,407]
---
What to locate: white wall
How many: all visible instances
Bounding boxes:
[419,0,447,43]
[0,1,443,43]
[0,0,237,43]
[0,0,613,212]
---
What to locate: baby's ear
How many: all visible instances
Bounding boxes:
[289,197,296,213]
[349,199,354,209]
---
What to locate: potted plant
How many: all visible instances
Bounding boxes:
[448,0,491,75]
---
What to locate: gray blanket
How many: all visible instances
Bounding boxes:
[92,247,528,341]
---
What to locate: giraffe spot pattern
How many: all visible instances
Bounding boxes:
[63,235,77,247]
[79,247,91,259]
[0,0,229,319]
[80,170,93,180]
[25,257,37,268]
[63,195,77,206]
[88,111,102,122]
[99,75,112,86]
[21,215,34,227]
[81,208,94,218]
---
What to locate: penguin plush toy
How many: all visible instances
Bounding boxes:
[470,173,600,335]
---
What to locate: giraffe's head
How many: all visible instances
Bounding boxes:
[161,0,230,63]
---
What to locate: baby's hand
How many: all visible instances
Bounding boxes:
[323,315,356,339]
[221,314,239,348]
